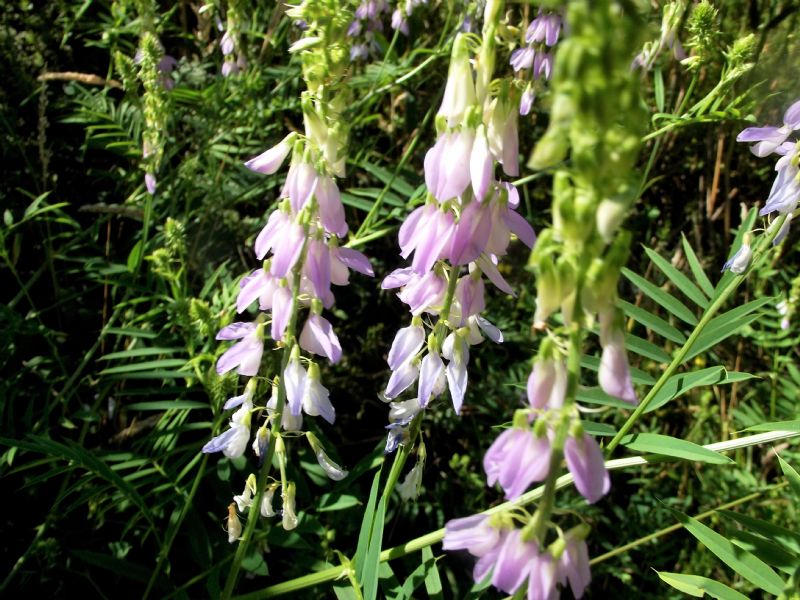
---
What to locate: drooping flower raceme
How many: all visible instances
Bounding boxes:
[381,30,535,452]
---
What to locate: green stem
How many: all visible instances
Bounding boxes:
[221,241,307,600]
[235,429,800,598]
[605,214,787,455]
[589,483,784,565]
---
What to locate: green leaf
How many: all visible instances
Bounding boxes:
[581,421,617,437]
[686,299,769,361]
[681,234,715,297]
[317,493,361,512]
[354,468,382,581]
[646,368,755,413]
[421,547,443,599]
[729,530,800,574]
[125,401,208,411]
[668,508,785,595]
[644,247,709,308]
[100,347,181,360]
[778,455,800,498]
[362,496,386,600]
[718,510,800,555]
[657,571,749,600]
[624,331,672,363]
[127,239,144,272]
[621,433,732,464]
[744,420,800,433]
[622,268,698,325]
[618,299,687,344]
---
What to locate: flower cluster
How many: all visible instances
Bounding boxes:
[736,99,800,246]
[347,0,389,60]
[443,515,592,599]
[509,9,562,116]
[381,28,535,452]
[632,0,686,70]
[217,8,247,77]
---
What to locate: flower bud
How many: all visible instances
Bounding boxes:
[226,503,242,543]
[281,481,298,530]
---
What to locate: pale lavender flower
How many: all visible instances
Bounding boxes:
[484,428,552,500]
[270,221,305,278]
[526,11,561,46]
[315,175,348,237]
[425,130,475,202]
[721,242,752,274]
[202,396,252,457]
[391,8,409,35]
[442,332,469,414]
[737,100,800,157]
[244,134,294,175]
[284,161,318,213]
[527,358,567,410]
[394,270,447,315]
[284,354,307,416]
[470,127,494,201]
[237,268,279,313]
[598,329,638,405]
[388,323,425,370]
[560,536,591,599]
[299,313,342,363]
[145,173,157,195]
[442,514,500,556]
[331,246,374,280]
[216,322,264,376]
[303,363,336,423]
[533,52,553,80]
[520,85,535,116]
[270,286,292,341]
[526,552,559,600]
[254,210,291,259]
[564,433,610,504]
[220,31,235,56]
[455,276,486,323]
[510,47,535,72]
[418,350,445,407]
[492,530,537,594]
[385,359,420,399]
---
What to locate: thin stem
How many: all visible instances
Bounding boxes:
[236,429,800,598]
[221,242,307,600]
[605,214,787,455]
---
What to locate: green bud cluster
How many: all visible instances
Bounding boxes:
[138,31,169,179]
[529,0,645,327]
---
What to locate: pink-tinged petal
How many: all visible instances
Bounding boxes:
[305,240,331,299]
[237,270,267,313]
[424,135,447,196]
[502,181,520,209]
[316,175,348,237]
[504,209,536,248]
[564,434,610,504]
[435,131,474,201]
[473,530,507,581]
[254,211,289,259]
[476,255,515,296]
[271,286,292,341]
[336,247,374,276]
[385,360,419,399]
[455,276,485,322]
[527,553,558,600]
[501,116,519,176]
[450,200,493,265]
[442,514,500,557]
[501,434,551,500]
[283,357,307,416]
[288,162,318,213]
[299,314,342,363]
[412,209,456,274]
[330,251,350,285]
[510,47,535,71]
[527,360,555,410]
[244,136,292,175]
[303,378,335,423]
[388,324,425,370]
[399,204,433,259]
[382,267,415,289]
[237,339,264,376]
[216,340,250,374]
[483,427,521,486]
[216,322,255,340]
[223,392,248,410]
[561,538,591,599]
[270,222,305,278]
[398,271,446,315]
[785,99,800,129]
[599,337,638,405]
[470,129,493,201]
[492,530,536,594]
[417,351,444,407]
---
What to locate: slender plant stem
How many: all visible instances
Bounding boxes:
[221,241,307,600]
[605,213,787,455]
[235,429,800,598]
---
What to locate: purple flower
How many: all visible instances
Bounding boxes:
[391,8,409,35]
[299,313,342,363]
[527,359,567,410]
[442,514,500,556]
[526,552,559,600]
[560,535,591,599]
[492,530,537,594]
[442,332,469,413]
[737,99,800,157]
[510,47,535,72]
[145,173,157,195]
[244,134,294,175]
[598,331,638,405]
[564,433,610,504]
[455,276,486,323]
[395,270,447,315]
[388,323,425,370]
[284,161,318,213]
[315,175,348,237]
[385,359,420,399]
[425,130,475,202]
[470,127,494,201]
[220,31,235,56]
[269,221,305,278]
[526,11,562,46]
[254,210,291,259]
[237,269,279,313]
[216,322,264,376]
[449,200,492,265]
[533,51,553,80]
[331,246,374,279]
[520,86,535,116]
[721,242,752,274]
[484,428,552,500]
[202,397,252,457]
